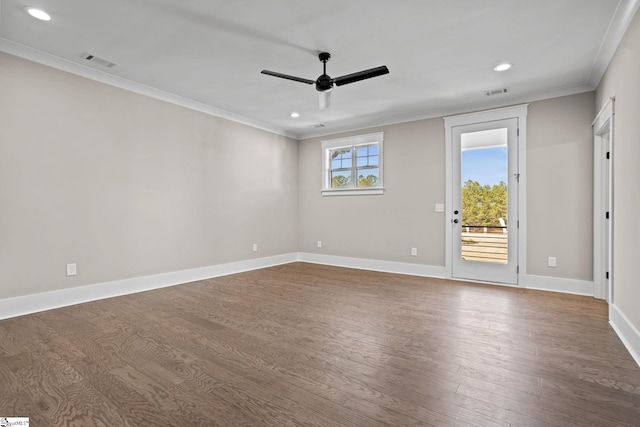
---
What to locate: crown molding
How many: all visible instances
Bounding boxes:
[0,38,296,140]
[587,0,640,87]
[297,82,593,140]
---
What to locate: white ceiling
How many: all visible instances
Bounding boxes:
[1,0,638,139]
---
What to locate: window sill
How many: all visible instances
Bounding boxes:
[321,188,385,196]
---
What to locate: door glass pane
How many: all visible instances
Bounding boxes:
[460,128,508,264]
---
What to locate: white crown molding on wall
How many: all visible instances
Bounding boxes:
[297,82,593,141]
[587,0,640,87]
[0,38,297,140]
[1,38,597,142]
[609,304,640,367]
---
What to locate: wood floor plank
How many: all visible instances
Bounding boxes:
[1,262,639,426]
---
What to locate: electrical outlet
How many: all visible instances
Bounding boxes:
[548,257,557,268]
[66,263,77,276]
[252,243,258,252]
[411,247,418,256]
[435,203,445,212]
[317,240,322,248]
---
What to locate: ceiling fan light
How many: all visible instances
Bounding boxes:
[493,63,512,72]
[25,7,51,21]
[319,91,332,109]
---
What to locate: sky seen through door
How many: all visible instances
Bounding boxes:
[461,147,508,186]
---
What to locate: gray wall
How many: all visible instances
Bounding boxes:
[527,92,595,279]
[299,119,446,265]
[299,93,595,281]
[0,52,298,299]
[0,50,599,303]
[596,9,640,332]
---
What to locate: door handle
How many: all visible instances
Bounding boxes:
[453,219,459,224]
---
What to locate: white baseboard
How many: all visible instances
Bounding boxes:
[609,304,640,368]
[0,253,298,320]
[523,274,594,296]
[298,252,447,279]
[0,253,600,322]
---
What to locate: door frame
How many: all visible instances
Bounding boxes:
[593,97,614,302]
[444,104,528,285]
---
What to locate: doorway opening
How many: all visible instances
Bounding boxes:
[445,105,528,285]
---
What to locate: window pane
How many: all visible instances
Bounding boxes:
[333,148,351,159]
[331,170,352,188]
[356,144,379,167]
[331,148,352,169]
[357,168,379,187]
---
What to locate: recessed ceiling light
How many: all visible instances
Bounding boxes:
[25,7,51,21]
[493,63,512,72]
[290,112,300,118]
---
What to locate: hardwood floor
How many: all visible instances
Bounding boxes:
[1,262,639,426]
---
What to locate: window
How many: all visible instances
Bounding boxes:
[321,132,384,196]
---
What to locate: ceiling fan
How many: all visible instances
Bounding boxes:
[261,52,389,109]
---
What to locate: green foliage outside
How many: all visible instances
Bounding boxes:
[461,180,507,227]
[331,174,379,188]
[357,174,378,187]
[332,175,350,188]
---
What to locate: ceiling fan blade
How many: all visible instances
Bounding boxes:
[333,66,389,86]
[261,70,315,85]
[319,90,332,109]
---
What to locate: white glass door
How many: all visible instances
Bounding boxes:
[451,118,519,284]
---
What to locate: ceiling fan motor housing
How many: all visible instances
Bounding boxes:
[316,74,333,92]
[316,52,333,92]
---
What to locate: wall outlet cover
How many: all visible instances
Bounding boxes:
[66,263,77,276]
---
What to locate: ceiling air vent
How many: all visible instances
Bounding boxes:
[485,87,509,97]
[80,52,118,68]
[309,124,325,128]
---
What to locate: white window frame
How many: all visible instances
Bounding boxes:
[321,132,384,196]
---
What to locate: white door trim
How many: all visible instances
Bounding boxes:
[444,104,528,285]
[593,97,615,301]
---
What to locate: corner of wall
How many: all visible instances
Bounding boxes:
[610,303,640,367]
